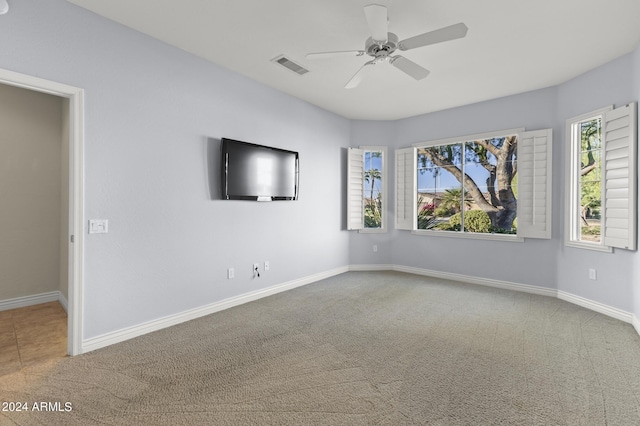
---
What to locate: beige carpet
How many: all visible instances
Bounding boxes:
[2,271,640,425]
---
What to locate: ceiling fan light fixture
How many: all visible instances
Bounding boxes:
[306,4,467,88]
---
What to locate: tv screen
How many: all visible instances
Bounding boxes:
[221,138,299,201]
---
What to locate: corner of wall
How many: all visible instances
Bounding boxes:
[632,44,640,324]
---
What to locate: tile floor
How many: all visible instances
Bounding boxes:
[0,302,67,376]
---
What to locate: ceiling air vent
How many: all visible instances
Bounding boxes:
[272,55,309,76]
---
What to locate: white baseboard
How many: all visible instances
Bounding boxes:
[349,264,394,272]
[391,265,558,298]
[81,266,349,354]
[58,293,69,313]
[633,315,640,336]
[0,291,64,312]
[351,264,637,332]
[81,263,640,354]
[557,290,634,324]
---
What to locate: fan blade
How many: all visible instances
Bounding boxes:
[391,56,430,80]
[364,4,388,43]
[398,22,468,51]
[345,61,376,89]
[306,50,365,59]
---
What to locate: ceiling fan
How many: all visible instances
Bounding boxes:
[306,4,468,89]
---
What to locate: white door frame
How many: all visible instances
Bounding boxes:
[0,68,85,355]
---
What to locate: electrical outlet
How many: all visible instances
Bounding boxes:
[589,268,597,280]
[373,245,378,252]
[88,219,109,234]
[227,268,234,279]
[264,261,270,271]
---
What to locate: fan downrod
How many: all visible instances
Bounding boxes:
[365,33,399,58]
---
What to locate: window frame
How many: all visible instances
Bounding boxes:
[396,126,552,241]
[564,106,613,253]
[360,146,387,233]
[346,146,387,233]
[564,103,638,252]
[410,128,524,241]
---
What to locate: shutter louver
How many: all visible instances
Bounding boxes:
[603,103,637,250]
[518,129,552,239]
[347,148,364,230]
[395,147,415,230]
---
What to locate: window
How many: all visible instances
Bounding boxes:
[347,146,387,232]
[416,134,518,235]
[566,108,607,249]
[396,128,552,241]
[566,103,637,251]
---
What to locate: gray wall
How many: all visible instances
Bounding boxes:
[0,0,351,338]
[349,120,397,266]
[555,54,637,311]
[60,98,70,302]
[351,88,557,288]
[633,47,640,323]
[365,88,559,289]
[1,0,638,342]
[0,83,63,301]
[351,50,639,313]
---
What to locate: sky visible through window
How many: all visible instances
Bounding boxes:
[418,157,461,193]
[364,151,383,229]
[417,146,505,193]
[364,152,383,198]
[416,136,518,234]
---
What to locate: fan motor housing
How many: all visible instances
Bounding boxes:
[365,32,399,58]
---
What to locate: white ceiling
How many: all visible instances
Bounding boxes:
[66,0,640,120]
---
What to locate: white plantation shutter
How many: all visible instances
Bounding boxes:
[395,147,416,230]
[347,147,364,230]
[603,103,637,250]
[517,129,552,239]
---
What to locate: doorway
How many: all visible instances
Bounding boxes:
[0,68,84,356]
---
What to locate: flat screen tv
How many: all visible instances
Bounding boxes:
[221,138,299,201]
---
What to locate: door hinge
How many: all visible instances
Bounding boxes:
[70,235,75,243]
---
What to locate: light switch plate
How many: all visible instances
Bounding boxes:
[89,219,109,234]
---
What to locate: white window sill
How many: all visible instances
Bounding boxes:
[412,229,524,243]
[359,228,387,234]
[564,240,613,253]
